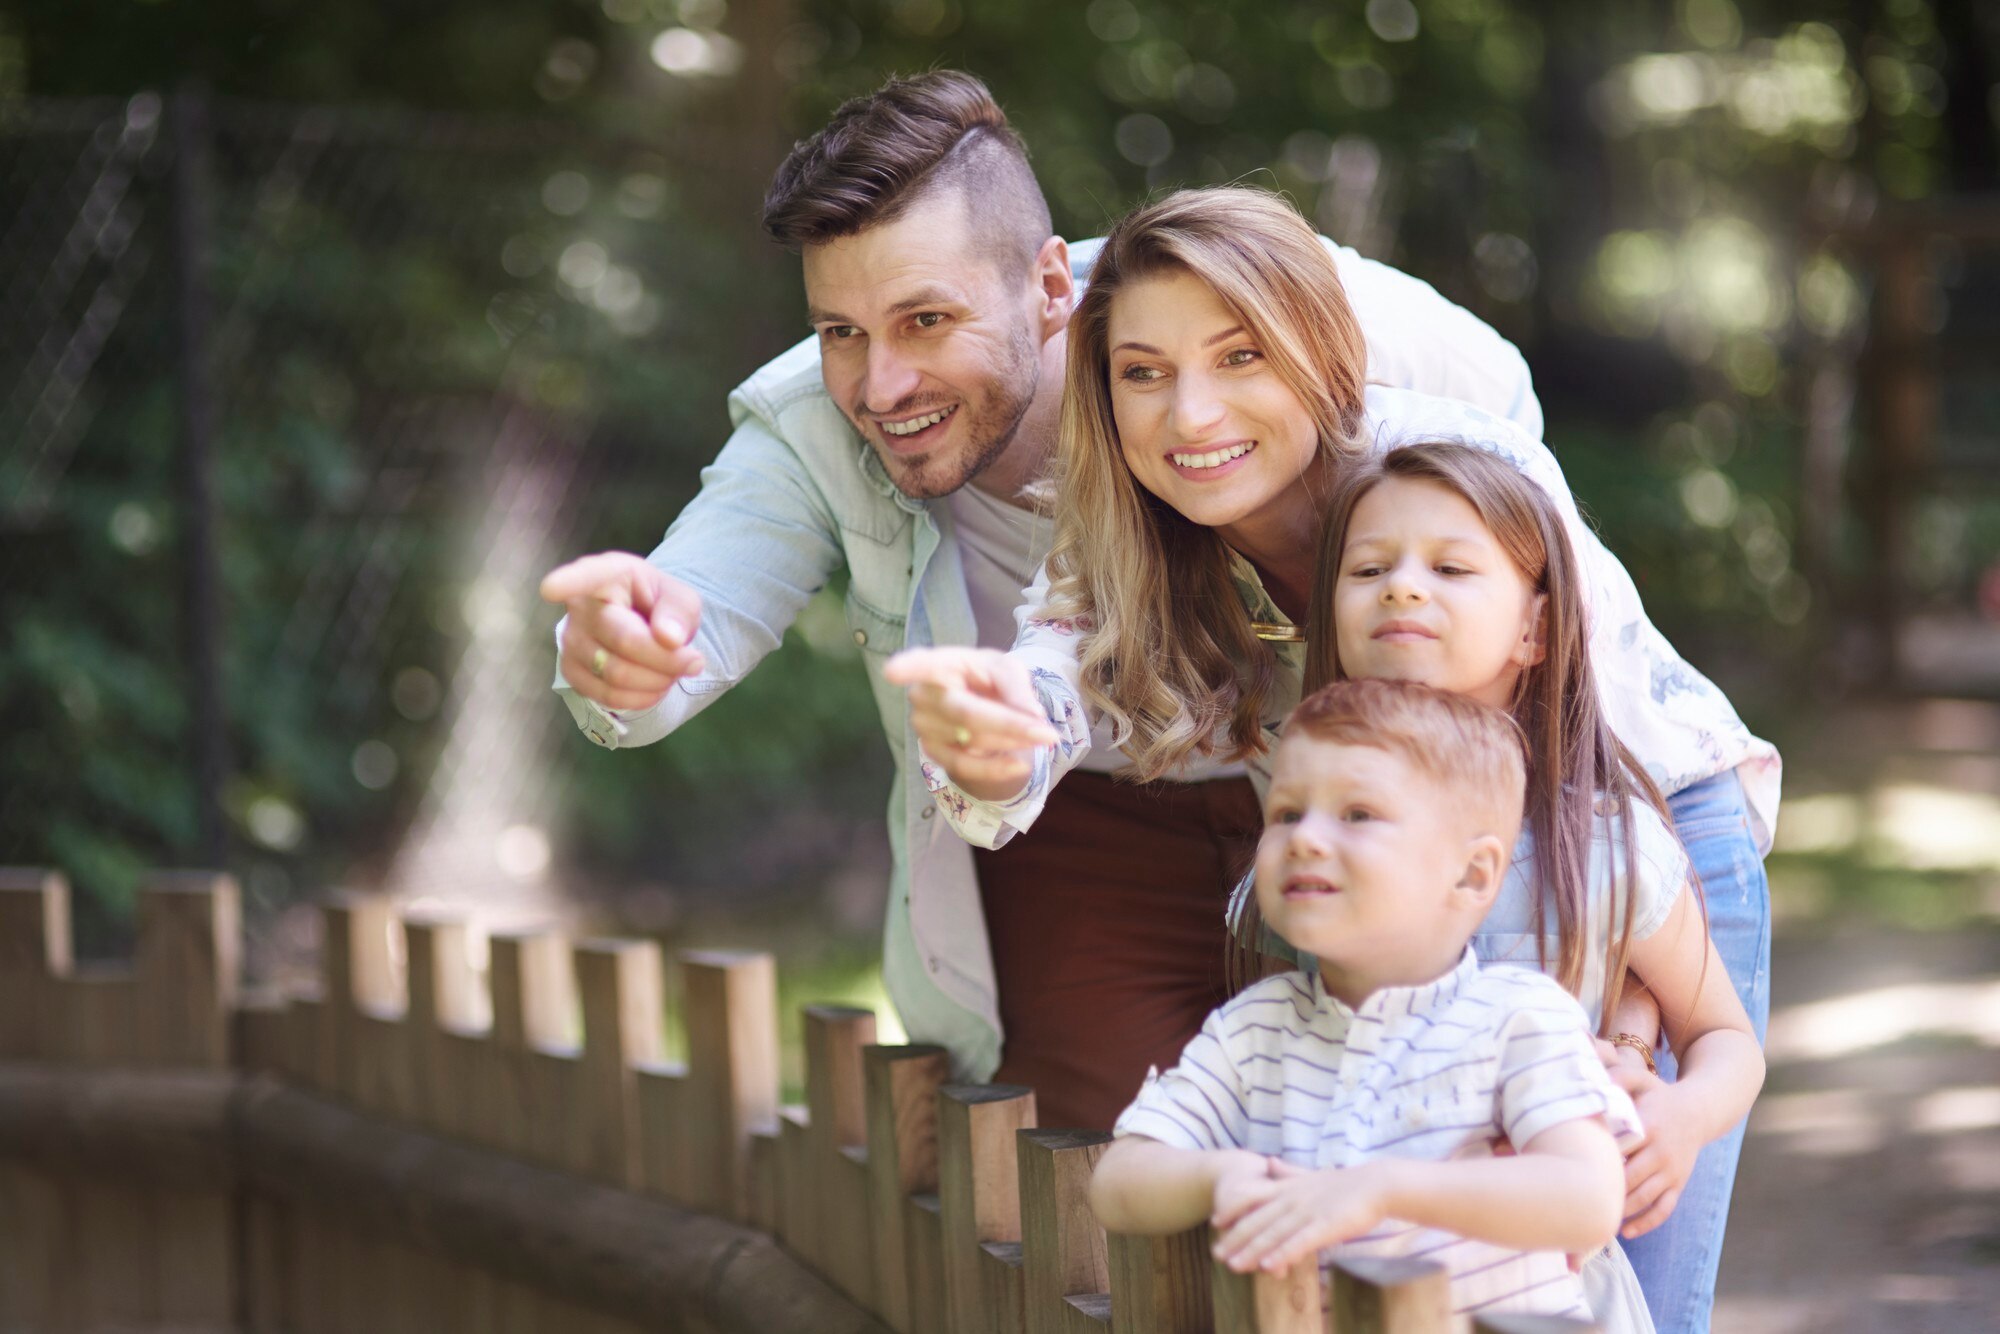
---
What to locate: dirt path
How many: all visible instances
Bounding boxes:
[1715,923,2000,1331]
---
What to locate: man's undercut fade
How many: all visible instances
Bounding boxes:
[762,70,1054,280]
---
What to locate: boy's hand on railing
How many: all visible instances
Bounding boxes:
[884,647,1059,803]
[1210,1160,1388,1277]
[1208,1153,1280,1235]
[541,552,706,711]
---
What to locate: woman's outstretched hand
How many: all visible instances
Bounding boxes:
[884,647,1059,803]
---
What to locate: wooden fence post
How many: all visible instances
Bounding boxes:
[0,868,73,1062]
[134,872,239,1068]
[1330,1255,1451,1333]
[863,1044,950,1333]
[803,1005,877,1309]
[574,938,666,1188]
[1109,1229,1210,1334]
[1017,1129,1112,1334]
[1208,1254,1319,1334]
[681,949,779,1221]
[938,1084,1034,1334]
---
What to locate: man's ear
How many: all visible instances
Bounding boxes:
[1032,235,1073,340]
[1513,591,1549,670]
[1455,833,1509,914]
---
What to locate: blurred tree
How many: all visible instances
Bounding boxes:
[4,0,1996,936]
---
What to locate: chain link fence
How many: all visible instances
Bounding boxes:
[0,90,889,961]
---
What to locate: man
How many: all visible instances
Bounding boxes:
[540,70,1541,1126]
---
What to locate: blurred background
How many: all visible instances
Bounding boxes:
[3,2,1998,1327]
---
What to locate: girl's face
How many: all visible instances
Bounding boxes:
[1105,269,1319,543]
[1332,476,1547,710]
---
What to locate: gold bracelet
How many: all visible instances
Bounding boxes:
[1610,1032,1658,1076]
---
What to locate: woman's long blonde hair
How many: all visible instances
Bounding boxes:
[1041,187,1370,779]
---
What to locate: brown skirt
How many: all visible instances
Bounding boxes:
[974,769,1264,1130]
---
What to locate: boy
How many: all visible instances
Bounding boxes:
[1088,679,1648,1330]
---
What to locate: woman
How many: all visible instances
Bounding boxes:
[888,186,1777,1334]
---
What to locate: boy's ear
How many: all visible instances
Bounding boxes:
[1454,834,1509,913]
[1513,592,1549,669]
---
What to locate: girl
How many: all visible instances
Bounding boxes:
[887,186,1779,1333]
[1306,439,1764,1247]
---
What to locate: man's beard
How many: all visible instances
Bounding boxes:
[868,326,1041,501]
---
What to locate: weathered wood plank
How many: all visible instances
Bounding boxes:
[682,949,779,1220]
[1018,1129,1111,1334]
[1208,1254,1319,1334]
[804,1006,877,1308]
[0,868,72,1063]
[134,871,239,1067]
[1330,1255,1451,1333]
[1108,1228,1210,1334]
[938,1083,1035,1334]
[863,1043,950,1332]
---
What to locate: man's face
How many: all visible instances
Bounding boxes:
[803,189,1044,500]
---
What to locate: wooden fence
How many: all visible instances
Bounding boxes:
[0,868,1592,1334]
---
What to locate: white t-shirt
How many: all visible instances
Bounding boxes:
[1475,799,1691,1027]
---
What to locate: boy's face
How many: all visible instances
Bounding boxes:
[1254,734,1504,1006]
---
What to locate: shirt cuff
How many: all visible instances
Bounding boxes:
[916,744,1045,849]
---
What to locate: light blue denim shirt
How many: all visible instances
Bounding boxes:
[555,237,1546,1079]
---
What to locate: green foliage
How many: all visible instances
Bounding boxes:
[4,0,1993,935]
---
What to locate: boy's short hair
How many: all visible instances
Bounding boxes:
[1284,679,1528,842]
[761,70,1053,279]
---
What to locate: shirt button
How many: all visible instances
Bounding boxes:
[920,805,935,820]
[853,629,868,647]
[927,957,940,973]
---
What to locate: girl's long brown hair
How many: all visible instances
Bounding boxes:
[1041,187,1369,780]
[1270,441,1689,1033]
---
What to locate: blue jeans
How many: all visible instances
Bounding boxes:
[1619,770,1771,1334]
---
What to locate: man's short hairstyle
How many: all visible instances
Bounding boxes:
[761,70,1054,280]
[1284,678,1528,843]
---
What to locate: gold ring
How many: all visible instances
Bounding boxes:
[951,725,972,748]
[590,647,610,679]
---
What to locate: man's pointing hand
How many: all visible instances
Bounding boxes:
[540,552,706,712]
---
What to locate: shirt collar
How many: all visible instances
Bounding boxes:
[1312,943,1482,1021]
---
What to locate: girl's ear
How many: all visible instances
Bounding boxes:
[1513,591,1549,669]
[1454,834,1509,912]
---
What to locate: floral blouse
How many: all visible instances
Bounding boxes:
[918,385,1783,855]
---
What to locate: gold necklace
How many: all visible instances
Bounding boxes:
[1249,621,1305,643]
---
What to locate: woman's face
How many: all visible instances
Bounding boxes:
[1105,269,1320,539]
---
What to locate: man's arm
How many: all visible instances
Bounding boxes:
[543,408,848,749]
[1323,239,1544,439]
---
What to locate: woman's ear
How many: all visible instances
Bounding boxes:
[1513,591,1549,669]
[1454,834,1509,914]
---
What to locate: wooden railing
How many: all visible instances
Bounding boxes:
[0,868,1593,1333]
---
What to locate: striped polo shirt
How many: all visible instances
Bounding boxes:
[1113,947,1644,1325]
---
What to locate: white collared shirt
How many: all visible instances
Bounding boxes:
[1115,948,1645,1326]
